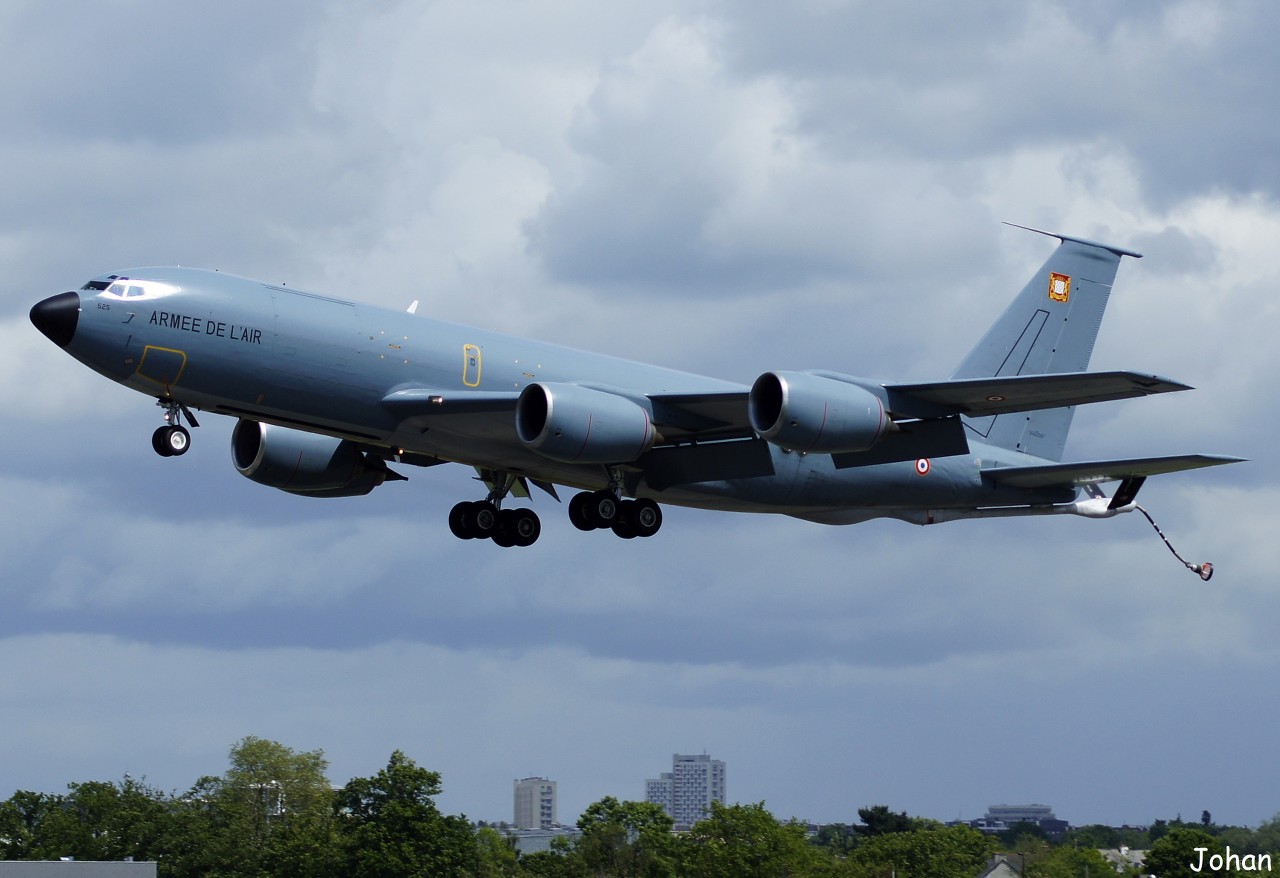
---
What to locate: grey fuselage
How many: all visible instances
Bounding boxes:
[53,267,1072,523]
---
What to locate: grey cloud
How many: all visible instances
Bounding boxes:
[2,0,1275,830]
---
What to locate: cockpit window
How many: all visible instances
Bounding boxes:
[106,282,146,298]
[92,277,176,299]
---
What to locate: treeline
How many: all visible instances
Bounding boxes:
[0,739,1277,878]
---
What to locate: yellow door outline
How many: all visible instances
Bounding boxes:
[463,344,482,387]
[135,345,188,388]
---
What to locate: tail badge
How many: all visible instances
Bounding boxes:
[1048,272,1071,303]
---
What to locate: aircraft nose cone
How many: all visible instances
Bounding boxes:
[30,291,80,347]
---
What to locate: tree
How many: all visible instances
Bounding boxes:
[846,824,995,878]
[1248,813,1280,857]
[334,749,476,878]
[40,777,172,863]
[1026,845,1118,878]
[162,737,338,878]
[812,823,860,856]
[1145,827,1222,878]
[0,790,59,860]
[857,805,918,837]
[1062,824,1121,850]
[574,796,676,878]
[0,778,173,865]
[474,825,520,877]
[682,801,819,878]
[996,822,1048,849]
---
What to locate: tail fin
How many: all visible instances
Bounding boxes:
[952,227,1141,461]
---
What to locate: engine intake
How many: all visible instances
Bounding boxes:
[748,371,892,453]
[231,420,392,498]
[516,383,656,464]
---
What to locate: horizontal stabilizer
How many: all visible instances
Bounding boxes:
[984,454,1245,489]
[885,371,1190,419]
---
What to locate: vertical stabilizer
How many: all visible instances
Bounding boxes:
[952,228,1141,460]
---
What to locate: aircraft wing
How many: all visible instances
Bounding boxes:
[382,386,755,444]
[884,371,1190,418]
[647,391,752,442]
[983,454,1245,488]
[380,387,523,444]
[382,387,522,414]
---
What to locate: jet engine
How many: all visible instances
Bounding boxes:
[515,382,656,464]
[748,371,893,453]
[231,420,393,498]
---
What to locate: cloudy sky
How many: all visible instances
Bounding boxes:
[3,0,1277,829]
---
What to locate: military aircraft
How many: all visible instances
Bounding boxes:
[30,226,1240,574]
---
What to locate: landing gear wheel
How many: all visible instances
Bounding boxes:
[627,498,663,538]
[612,514,638,539]
[588,490,620,528]
[152,427,173,457]
[468,501,500,539]
[569,492,596,531]
[492,524,517,548]
[152,425,190,457]
[507,508,541,547]
[449,502,476,539]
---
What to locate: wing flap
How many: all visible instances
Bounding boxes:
[984,454,1245,489]
[885,371,1191,418]
[647,390,752,441]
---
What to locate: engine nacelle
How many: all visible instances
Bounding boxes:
[748,371,892,453]
[515,382,656,464]
[231,420,390,498]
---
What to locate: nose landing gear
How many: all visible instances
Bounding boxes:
[152,398,199,457]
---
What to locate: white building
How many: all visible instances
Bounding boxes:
[645,753,726,829]
[984,804,1056,826]
[514,777,557,830]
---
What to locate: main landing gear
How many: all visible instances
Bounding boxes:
[152,398,198,457]
[447,481,663,548]
[568,491,663,539]
[448,471,543,548]
[448,500,542,548]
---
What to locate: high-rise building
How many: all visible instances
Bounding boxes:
[645,753,726,829]
[514,777,557,830]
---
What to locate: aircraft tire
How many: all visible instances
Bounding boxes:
[153,425,190,457]
[569,492,596,531]
[589,491,620,528]
[492,525,516,548]
[166,425,191,455]
[152,427,175,457]
[612,514,638,539]
[629,498,662,538]
[448,502,475,539]
[468,501,499,539]
[509,508,541,547]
